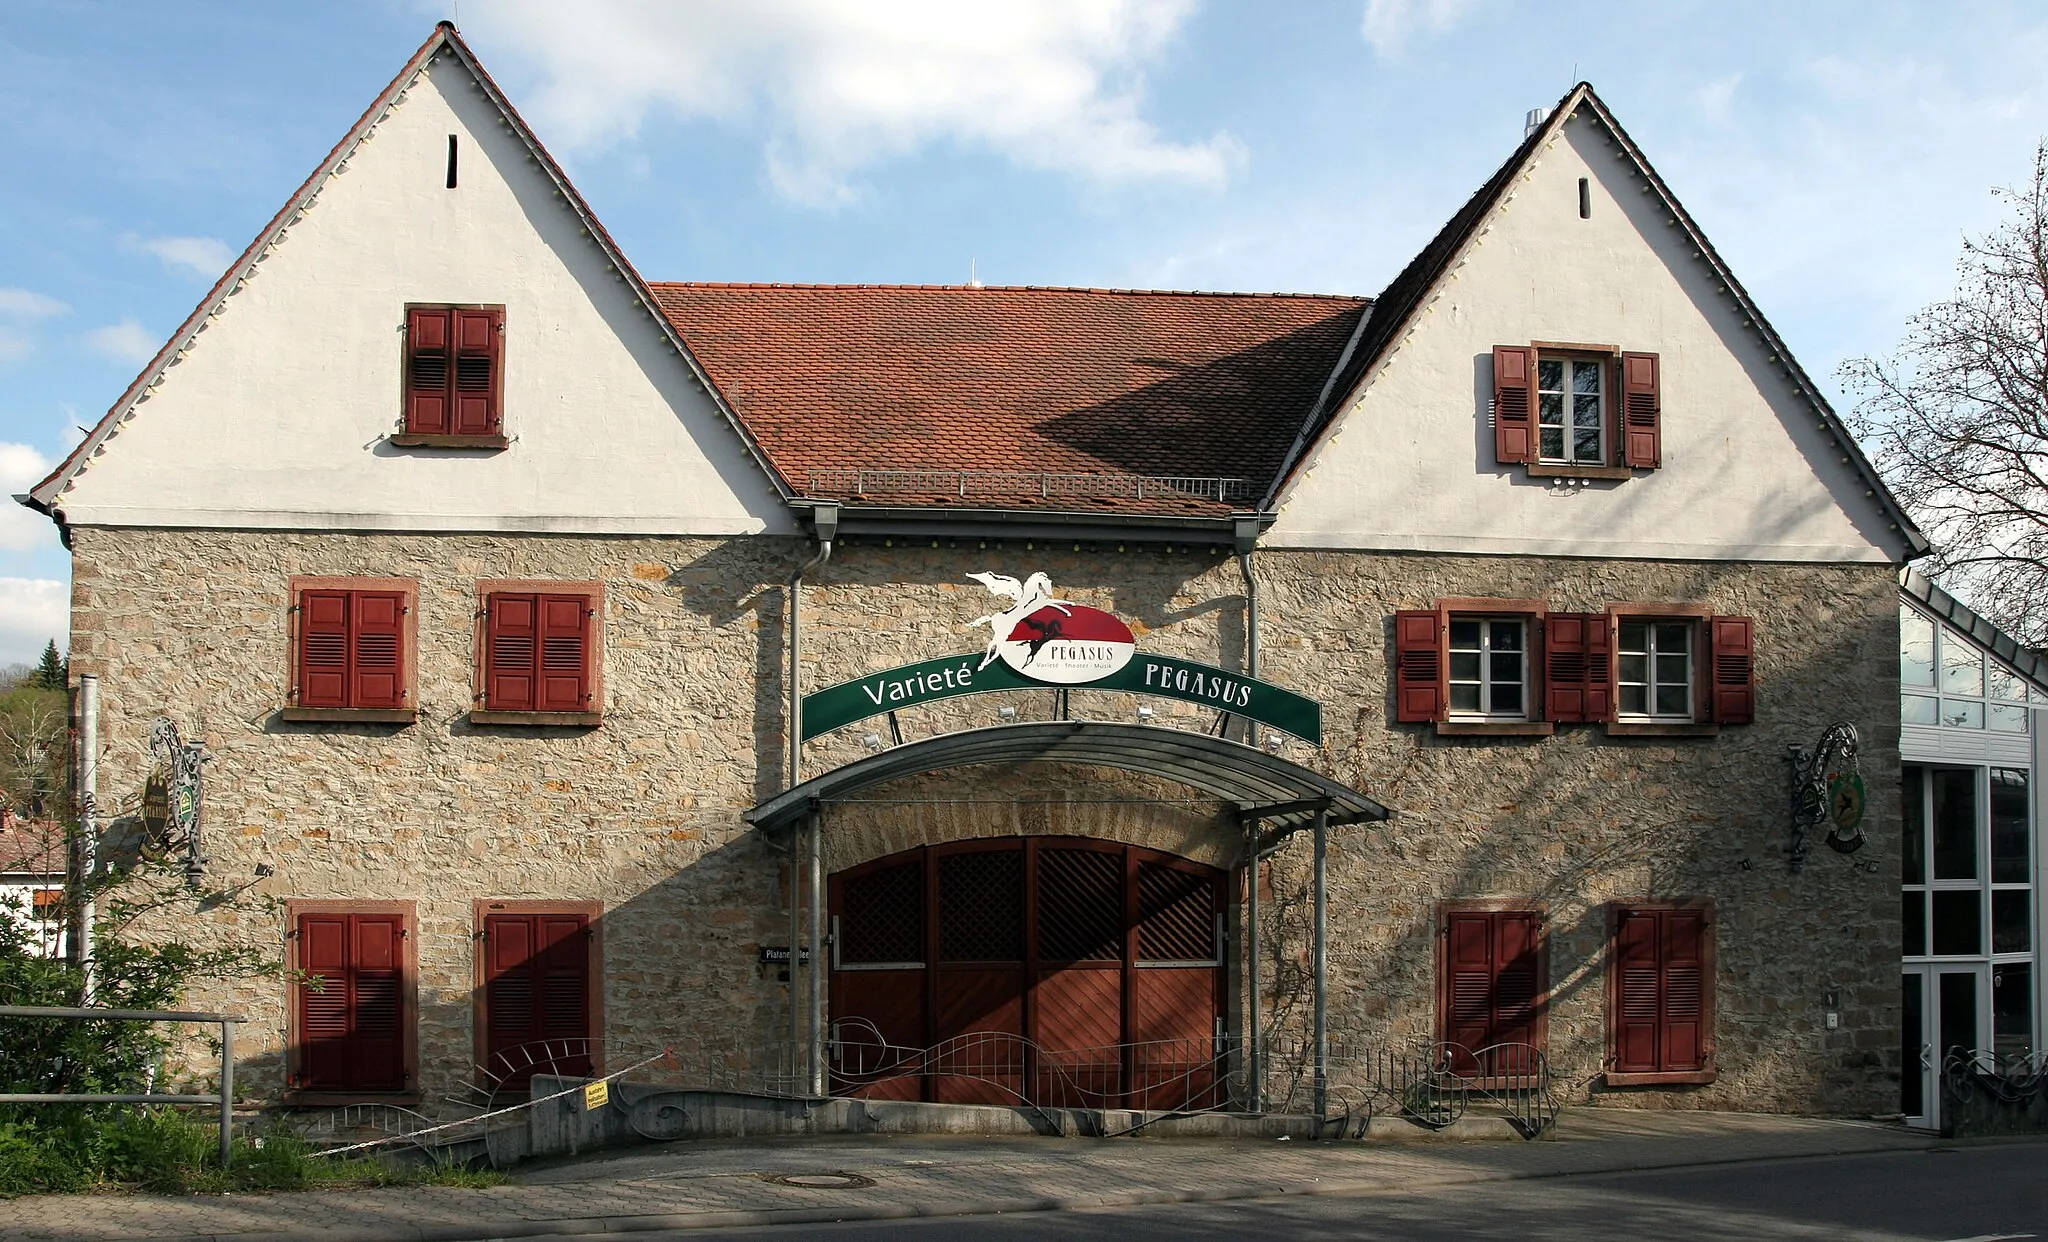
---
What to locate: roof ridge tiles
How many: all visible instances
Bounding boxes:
[649,281,1369,302]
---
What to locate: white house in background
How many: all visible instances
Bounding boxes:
[0,810,67,958]
[1897,569,2047,1129]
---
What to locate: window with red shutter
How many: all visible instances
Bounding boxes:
[1608,905,1714,1083]
[1439,908,1546,1076]
[1486,343,1661,476]
[477,585,601,722]
[290,584,414,717]
[293,909,411,1093]
[481,911,595,1088]
[401,304,504,443]
[1543,612,1612,723]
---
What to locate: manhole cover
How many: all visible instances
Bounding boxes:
[766,1172,876,1189]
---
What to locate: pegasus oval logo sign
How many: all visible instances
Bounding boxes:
[965,571,1135,685]
[1000,603,1136,684]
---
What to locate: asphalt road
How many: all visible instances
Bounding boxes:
[535,1141,2048,1241]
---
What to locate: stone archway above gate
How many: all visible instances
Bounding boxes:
[745,721,1391,840]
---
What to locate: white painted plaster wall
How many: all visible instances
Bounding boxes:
[1268,109,1901,562]
[0,879,65,957]
[53,57,791,537]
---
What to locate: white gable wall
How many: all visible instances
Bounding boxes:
[52,56,792,537]
[1268,109,1901,563]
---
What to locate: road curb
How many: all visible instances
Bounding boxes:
[138,1130,1950,1242]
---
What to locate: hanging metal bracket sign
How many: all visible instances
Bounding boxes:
[801,571,1323,744]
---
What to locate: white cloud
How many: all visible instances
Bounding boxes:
[0,579,67,669]
[0,445,58,556]
[85,318,159,366]
[134,234,235,279]
[1360,0,1483,56]
[0,288,69,319]
[0,329,29,365]
[474,0,1236,206]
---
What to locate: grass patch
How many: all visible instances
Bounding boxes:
[0,1108,509,1198]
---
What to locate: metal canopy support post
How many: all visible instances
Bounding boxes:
[787,819,803,1086]
[1312,802,1329,1120]
[219,1018,235,1168]
[806,808,824,1097]
[1244,813,1263,1113]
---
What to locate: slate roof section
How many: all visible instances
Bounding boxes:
[651,283,1369,516]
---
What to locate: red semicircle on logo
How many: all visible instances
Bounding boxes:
[999,605,1137,684]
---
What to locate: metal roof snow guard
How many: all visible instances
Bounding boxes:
[745,720,1390,838]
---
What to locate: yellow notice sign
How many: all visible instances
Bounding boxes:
[583,1080,609,1111]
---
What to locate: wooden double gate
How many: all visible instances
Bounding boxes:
[828,837,1227,1109]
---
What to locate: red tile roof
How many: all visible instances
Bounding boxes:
[651,284,1369,515]
[0,819,65,876]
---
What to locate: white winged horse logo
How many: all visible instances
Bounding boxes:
[965,572,1072,670]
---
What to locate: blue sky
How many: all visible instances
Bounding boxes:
[1,0,2044,666]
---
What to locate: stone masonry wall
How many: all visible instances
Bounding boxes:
[68,526,1899,1114]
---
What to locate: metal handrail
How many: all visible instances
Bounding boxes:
[0,1004,245,1167]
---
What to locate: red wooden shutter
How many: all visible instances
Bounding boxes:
[1542,613,1612,723]
[1444,912,1495,1056]
[298,591,351,708]
[1492,912,1542,1050]
[349,914,407,1090]
[537,594,593,711]
[1612,907,1709,1074]
[1620,351,1661,468]
[536,914,592,1040]
[1612,910,1661,1073]
[485,593,538,712]
[296,912,407,1091]
[298,914,351,1088]
[451,308,501,435]
[405,307,453,435]
[1707,616,1755,724]
[1393,610,1444,723]
[485,913,536,1054]
[1662,908,1708,1071]
[1492,345,1536,465]
[350,591,407,709]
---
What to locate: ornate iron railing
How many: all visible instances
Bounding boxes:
[1941,1047,2048,1135]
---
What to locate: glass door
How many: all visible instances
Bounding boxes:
[1901,962,1989,1130]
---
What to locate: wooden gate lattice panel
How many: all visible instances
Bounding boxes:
[839,861,922,963]
[1037,848,1123,962]
[1137,864,1217,961]
[938,851,1024,962]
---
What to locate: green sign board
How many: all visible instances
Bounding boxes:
[802,651,1322,744]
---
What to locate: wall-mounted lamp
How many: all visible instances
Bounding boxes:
[1263,734,1284,754]
[861,734,884,752]
[998,705,1018,722]
[253,863,275,879]
[1135,706,1155,723]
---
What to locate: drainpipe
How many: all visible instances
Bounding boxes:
[74,676,99,1001]
[784,503,837,1091]
[1234,516,1260,746]
[1312,803,1329,1121]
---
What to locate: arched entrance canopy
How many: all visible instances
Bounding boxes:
[746,721,1390,837]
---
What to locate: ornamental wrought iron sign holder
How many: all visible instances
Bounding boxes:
[141,717,210,886]
[1788,722,1863,872]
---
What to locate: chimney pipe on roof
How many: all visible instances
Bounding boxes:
[1524,107,1550,139]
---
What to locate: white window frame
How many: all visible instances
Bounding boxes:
[1901,602,2038,734]
[1616,619,1696,722]
[1536,354,1607,466]
[1447,616,1529,722]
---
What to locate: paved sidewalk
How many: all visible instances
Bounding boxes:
[0,1111,1947,1242]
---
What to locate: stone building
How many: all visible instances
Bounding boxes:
[23,24,1937,1119]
